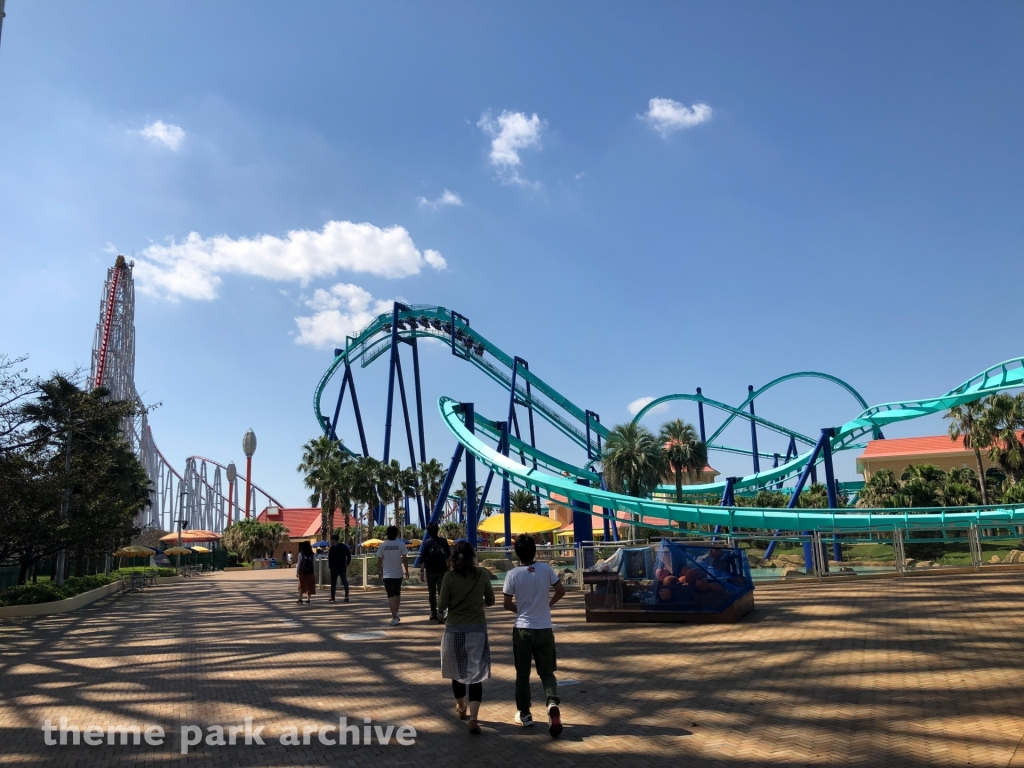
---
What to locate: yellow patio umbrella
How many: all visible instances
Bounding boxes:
[361,538,383,548]
[477,512,562,536]
[114,545,156,557]
[190,545,211,553]
[407,538,422,546]
[164,546,192,555]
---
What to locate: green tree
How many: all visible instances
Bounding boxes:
[16,374,150,583]
[297,435,354,542]
[222,519,287,561]
[982,393,1024,483]
[378,459,417,527]
[510,488,539,513]
[418,458,446,515]
[352,456,382,538]
[857,468,902,508]
[942,466,981,507]
[602,423,665,539]
[900,464,946,507]
[657,419,708,503]
[945,400,993,504]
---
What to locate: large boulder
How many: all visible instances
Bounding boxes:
[1002,550,1024,564]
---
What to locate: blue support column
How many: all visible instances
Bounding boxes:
[328,353,349,442]
[764,431,828,561]
[748,385,760,474]
[394,354,423,524]
[696,388,706,444]
[572,477,595,568]
[410,338,427,465]
[500,422,512,560]
[600,473,620,542]
[346,365,369,457]
[518,358,543,515]
[460,403,478,547]
[428,444,464,526]
[821,427,841,563]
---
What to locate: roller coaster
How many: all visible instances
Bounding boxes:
[315,303,1024,544]
[90,258,281,533]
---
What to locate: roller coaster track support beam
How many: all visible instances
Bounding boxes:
[478,423,507,528]
[572,477,595,568]
[393,352,423,524]
[748,386,761,474]
[500,421,512,561]
[599,473,614,542]
[822,427,842,562]
[514,357,543,516]
[458,403,479,548]
[329,356,369,457]
[762,430,829,561]
[411,337,427,466]
[696,388,706,444]
[585,410,602,462]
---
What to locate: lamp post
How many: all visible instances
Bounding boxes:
[226,461,237,527]
[176,483,189,572]
[243,429,257,519]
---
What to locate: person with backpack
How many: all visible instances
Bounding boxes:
[296,540,316,605]
[438,540,494,735]
[416,523,452,622]
[503,533,566,737]
[328,534,352,603]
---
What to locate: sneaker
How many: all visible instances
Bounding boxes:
[514,711,534,728]
[296,599,303,604]
[429,614,438,622]
[344,596,349,603]
[547,704,562,738]
[390,617,400,626]
[328,598,336,603]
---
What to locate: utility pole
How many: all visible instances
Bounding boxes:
[0,0,7,52]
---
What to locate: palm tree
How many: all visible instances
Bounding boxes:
[602,423,665,539]
[510,488,538,513]
[658,419,708,502]
[297,436,349,541]
[418,458,446,516]
[378,459,417,527]
[900,463,946,507]
[942,466,981,507]
[982,393,1024,484]
[352,456,382,537]
[857,468,902,508]
[946,400,993,504]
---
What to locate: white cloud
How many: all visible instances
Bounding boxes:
[138,120,186,150]
[134,220,446,301]
[640,98,712,139]
[294,284,395,349]
[417,189,463,209]
[478,110,546,185]
[627,396,669,416]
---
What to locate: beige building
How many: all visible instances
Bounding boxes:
[856,435,991,480]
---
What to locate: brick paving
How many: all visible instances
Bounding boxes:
[1,569,1023,767]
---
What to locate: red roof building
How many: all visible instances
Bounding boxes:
[855,434,1013,479]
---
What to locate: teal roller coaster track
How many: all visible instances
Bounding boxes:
[315,303,1024,537]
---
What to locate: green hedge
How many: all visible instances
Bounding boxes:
[111,567,178,577]
[0,575,117,607]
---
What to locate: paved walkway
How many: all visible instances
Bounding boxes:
[2,570,1024,767]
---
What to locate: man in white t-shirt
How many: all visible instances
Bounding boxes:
[503,534,567,737]
[376,526,409,625]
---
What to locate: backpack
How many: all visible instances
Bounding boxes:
[300,554,314,575]
[424,539,449,572]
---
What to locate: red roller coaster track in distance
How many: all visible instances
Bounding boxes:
[91,255,126,390]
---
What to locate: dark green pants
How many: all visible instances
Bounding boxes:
[512,627,559,714]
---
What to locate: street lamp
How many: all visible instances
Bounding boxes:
[226,461,237,527]
[176,483,189,571]
[242,429,257,519]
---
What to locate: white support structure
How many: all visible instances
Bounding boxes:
[88,257,283,534]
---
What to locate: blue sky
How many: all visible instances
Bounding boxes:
[1,2,1022,508]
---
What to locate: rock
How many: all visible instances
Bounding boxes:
[917,561,934,568]
[1003,550,1024,564]
[905,558,917,568]
[745,554,763,567]
[781,567,806,579]
[489,559,513,572]
[988,555,1001,564]
[839,567,856,573]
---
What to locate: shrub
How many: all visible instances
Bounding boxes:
[0,574,116,607]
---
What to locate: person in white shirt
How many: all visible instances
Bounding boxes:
[377,526,409,625]
[503,534,566,737]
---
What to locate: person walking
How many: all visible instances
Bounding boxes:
[377,526,409,625]
[296,540,316,605]
[328,534,352,603]
[416,523,451,623]
[502,534,566,737]
[438,540,494,735]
